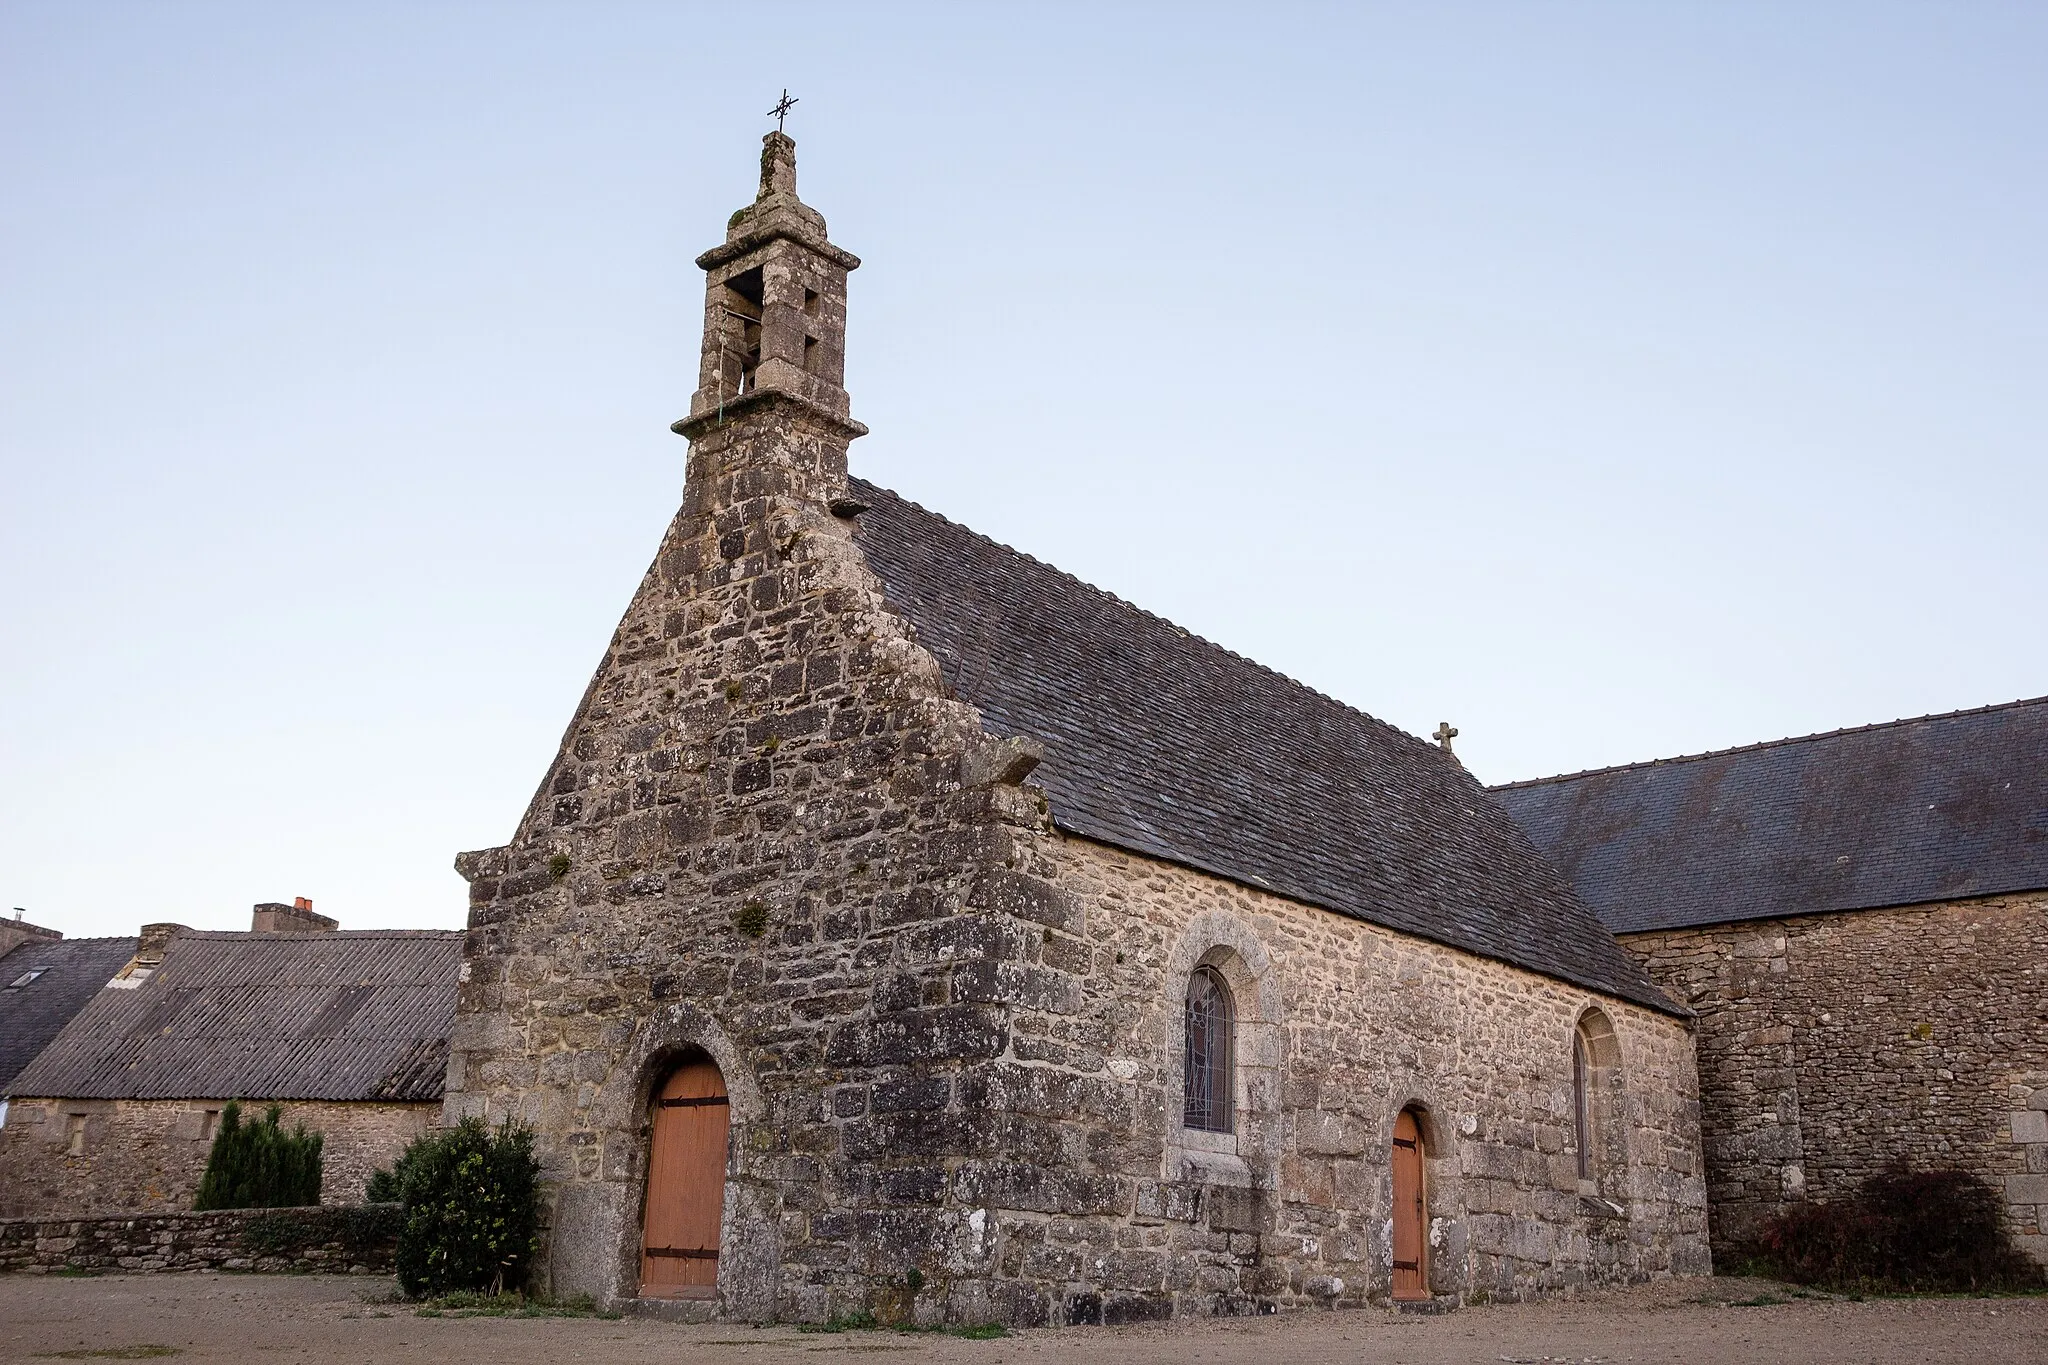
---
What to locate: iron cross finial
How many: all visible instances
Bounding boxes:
[1433,721,1459,753]
[768,90,798,132]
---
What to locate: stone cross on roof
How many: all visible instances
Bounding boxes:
[1433,721,1459,753]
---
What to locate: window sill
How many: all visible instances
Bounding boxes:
[1579,1194,1627,1220]
[1167,1127,1251,1187]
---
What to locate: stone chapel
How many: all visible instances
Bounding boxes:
[441,133,1710,1324]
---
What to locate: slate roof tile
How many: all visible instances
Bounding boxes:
[849,478,1674,1014]
[0,937,140,1092]
[1491,696,2048,934]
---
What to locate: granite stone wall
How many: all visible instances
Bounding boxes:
[0,1205,399,1276]
[1027,839,1710,1310]
[0,1098,438,1218]
[1621,889,2048,1265]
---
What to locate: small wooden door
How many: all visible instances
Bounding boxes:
[640,1059,729,1298]
[1391,1108,1429,1301]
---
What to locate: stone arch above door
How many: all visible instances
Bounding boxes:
[551,1002,778,1318]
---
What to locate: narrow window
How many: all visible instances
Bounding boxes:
[1572,1008,1622,1196]
[66,1113,87,1156]
[1183,966,1235,1133]
[803,334,820,372]
[202,1108,222,1140]
[803,287,821,316]
[1573,1028,1592,1181]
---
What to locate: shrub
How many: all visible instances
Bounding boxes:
[387,1116,541,1299]
[192,1102,324,1210]
[1755,1168,2045,1292]
[365,1133,428,1204]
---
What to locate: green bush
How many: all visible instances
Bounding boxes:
[1755,1168,2045,1292]
[365,1166,401,1203]
[192,1102,324,1210]
[382,1116,541,1299]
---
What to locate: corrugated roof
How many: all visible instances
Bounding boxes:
[8,930,463,1102]
[1492,696,2048,934]
[849,479,1676,1015]
[0,937,139,1093]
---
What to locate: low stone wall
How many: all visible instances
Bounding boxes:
[0,1205,401,1276]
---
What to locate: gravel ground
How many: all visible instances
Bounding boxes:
[1,1273,2042,1365]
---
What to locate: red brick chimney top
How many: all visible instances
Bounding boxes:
[251,899,338,933]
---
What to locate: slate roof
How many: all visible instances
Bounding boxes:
[848,478,1675,1015]
[9,930,463,1103]
[0,936,139,1093]
[1492,697,2048,935]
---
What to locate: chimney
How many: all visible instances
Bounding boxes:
[136,923,189,962]
[251,898,339,933]
[105,921,191,989]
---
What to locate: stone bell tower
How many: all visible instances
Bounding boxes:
[445,134,1070,1323]
[674,132,866,507]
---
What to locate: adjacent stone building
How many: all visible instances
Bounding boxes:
[1496,698,2048,1266]
[442,132,1710,1325]
[0,909,460,1218]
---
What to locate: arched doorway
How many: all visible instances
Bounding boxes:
[1391,1108,1429,1301]
[640,1057,729,1299]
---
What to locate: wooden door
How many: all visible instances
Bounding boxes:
[1392,1108,1429,1301]
[640,1059,729,1298]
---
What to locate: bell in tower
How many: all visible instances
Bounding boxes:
[677,132,865,450]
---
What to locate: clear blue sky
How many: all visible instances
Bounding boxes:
[4,3,2043,938]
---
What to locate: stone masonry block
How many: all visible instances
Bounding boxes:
[2006,1174,2048,1205]
[1295,1109,1367,1157]
[966,868,1081,933]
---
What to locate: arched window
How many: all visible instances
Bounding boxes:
[1182,965,1235,1133]
[1572,1009,1622,1194]
[1572,1027,1594,1182]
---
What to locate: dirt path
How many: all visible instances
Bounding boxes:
[1,1274,2042,1365]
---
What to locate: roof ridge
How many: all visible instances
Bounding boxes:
[849,477,1440,757]
[4,935,136,946]
[1491,694,2048,791]
[176,929,465,940]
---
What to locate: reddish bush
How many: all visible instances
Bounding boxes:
[1756,1169,2044,1292]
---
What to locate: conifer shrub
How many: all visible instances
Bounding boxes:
[1755,1168,2045,1292]
[365,1165,402,1203]
[377,1116,541,1298]
[192,1101,325,1210]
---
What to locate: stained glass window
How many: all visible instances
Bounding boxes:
[1183,966,1235,1133]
